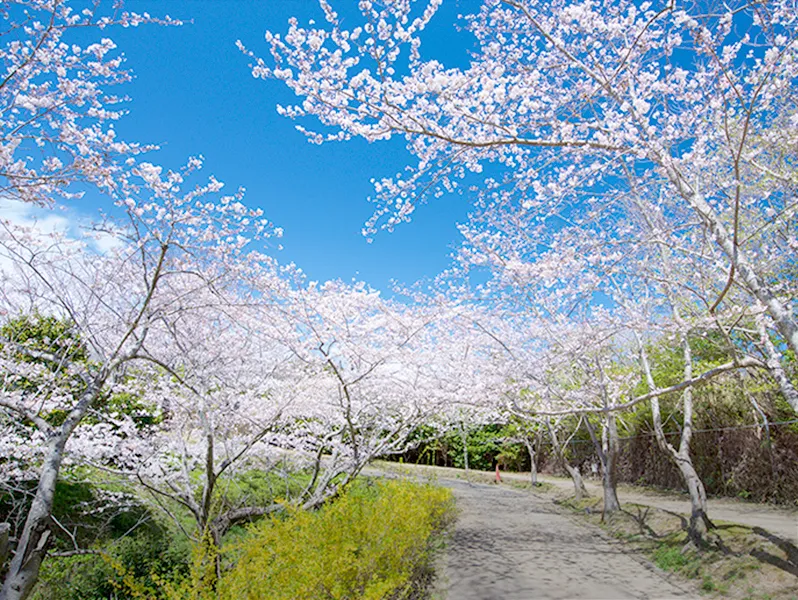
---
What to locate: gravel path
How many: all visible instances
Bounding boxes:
[434,478,694,600]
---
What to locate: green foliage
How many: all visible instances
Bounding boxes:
[1,477,158,554]
[700,574,727,594]
[443,424,512,471]
[0,312,88,365]
[32,528,190,600]
[223,468,310,507]
[156,531,219,600]
[73,477,453,600]
[24,473,191,600]
[496,442,524,469]
[623,333,763,440]
[652,544,692,572]
[213,479,454,600]
[1,313,160,430]
[1,313,90,420]
[102,391,163,428]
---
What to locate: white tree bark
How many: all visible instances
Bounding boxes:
[662,164,798,354]
[1,376,107,600]
[638,334,712,542]
[523,437,538,486]
[584,414,621,514]
[546,417,588,501]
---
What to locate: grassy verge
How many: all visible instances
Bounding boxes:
[555,495,798,600]
[373,460,555,493]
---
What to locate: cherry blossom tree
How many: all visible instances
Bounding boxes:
[0,0,178,205]
[249,0,798,356]
[438,86,794,528]
[105,290,319,583]
[277,280,467,508]
[0,159,275,600]
[455,200,779,529]
[251,2,798,525]
[503,316,617,506]
[503,416,544,486]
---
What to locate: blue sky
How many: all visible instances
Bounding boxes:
[73,0,477,292]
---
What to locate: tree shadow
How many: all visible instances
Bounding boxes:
[750,527,798,578]
[659,508,689,532]
[620,505,661,539]
[658,510,728,553]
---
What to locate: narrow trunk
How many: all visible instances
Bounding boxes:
[0,524,9,566]
[602,414,621,514]
[676,332,713,539]
[459,422,470,477]
[564,464,587,502]
[602,469,621,513]
[599,361,621,514]
[197,411,222,585]
[674,454,711,542]
[638,332,712,543]
[1,435,66,600]
[546,418,588,501]
[584,413,620,514]
[524,438,538,486]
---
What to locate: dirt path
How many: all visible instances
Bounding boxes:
[433,478,694,599]
[380,463,797,544]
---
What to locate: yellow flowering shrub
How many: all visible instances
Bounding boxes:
[219,479,454,600]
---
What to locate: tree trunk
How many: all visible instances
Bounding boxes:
[638,332,713,544]
[524,438,538,486]
[602,469,621,513]
[674,454,711,543]
[459,422,470,478]
[0,524,9,566]
[564,463,588,502]
[602,414,621,514]
[546,418,588,501]
[1,434,65,600]
[584,412,621,514]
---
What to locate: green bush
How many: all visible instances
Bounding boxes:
[31,477,454,600]
[215,479,454,600]
[32,528,190,600]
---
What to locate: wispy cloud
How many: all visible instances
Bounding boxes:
[0,198,122,254]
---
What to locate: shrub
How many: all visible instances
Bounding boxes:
[217,479,454,600]
[31,528,190,600]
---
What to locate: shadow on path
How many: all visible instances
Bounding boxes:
[435,479,693,600]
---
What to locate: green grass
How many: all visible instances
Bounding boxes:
[653,544,692,572]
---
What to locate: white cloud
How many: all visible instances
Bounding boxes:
[0,198,122,254]
[0,198,72,234]
[0,199,125,315]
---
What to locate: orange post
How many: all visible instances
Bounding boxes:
[495,464,502,483]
